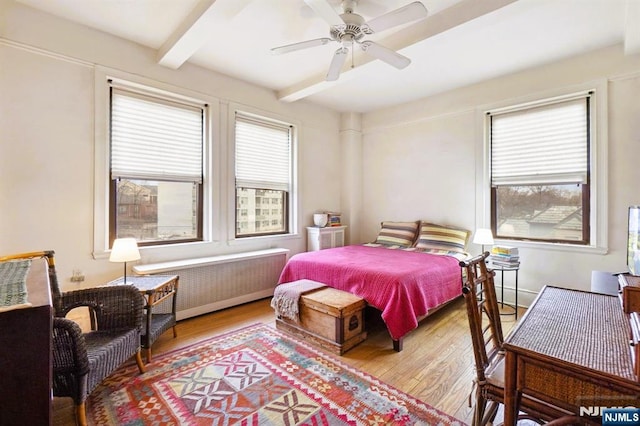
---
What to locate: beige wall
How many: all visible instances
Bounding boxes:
[3,1,640,307]
[0,1,341,288]
[359,44,640,306]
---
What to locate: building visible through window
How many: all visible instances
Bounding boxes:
[235,112,292,238]
[110,85,205,245]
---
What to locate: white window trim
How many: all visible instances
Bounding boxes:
[226,102,300,246]
[93,66,220,259]
[475,79,608,254]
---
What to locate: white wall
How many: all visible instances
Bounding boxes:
[359,44,640,306]
[0,1,342,289]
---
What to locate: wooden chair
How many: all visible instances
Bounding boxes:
[460,252,569,426]
[0,251,146,426]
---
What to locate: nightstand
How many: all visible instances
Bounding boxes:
[107,274,179,362]
[488,263,519,319]
[307,225,347,251]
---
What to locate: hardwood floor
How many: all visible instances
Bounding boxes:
[53,296,524,425]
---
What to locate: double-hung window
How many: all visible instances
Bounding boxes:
[234,112,293,238]
[109,85,205,246]
[489,92,592,244]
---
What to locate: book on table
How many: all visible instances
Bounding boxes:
[490,259,520,268]
[491,245,519,256]
[489,247,519,268]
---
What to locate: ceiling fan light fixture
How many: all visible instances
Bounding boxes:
[273,0,428,81]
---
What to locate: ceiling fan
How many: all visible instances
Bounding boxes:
[271,0,429,81]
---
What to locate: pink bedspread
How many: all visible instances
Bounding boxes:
[278,245,462,340]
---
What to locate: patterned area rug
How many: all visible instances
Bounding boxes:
[88,323,465,425]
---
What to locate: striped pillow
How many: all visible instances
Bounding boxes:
[374,221,419,247]
[413,222,470,254]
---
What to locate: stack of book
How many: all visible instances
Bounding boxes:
[489,245,520,267]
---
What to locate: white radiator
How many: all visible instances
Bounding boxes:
[132,248,289,320]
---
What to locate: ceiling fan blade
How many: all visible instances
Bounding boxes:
[364,1,428,33]
[271,38,333,54]
[326,47,348,81]
[304,0,345,28]
[360,41,410,69]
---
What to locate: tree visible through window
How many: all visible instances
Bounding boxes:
[489,93,591,244]
[109,86,205,245]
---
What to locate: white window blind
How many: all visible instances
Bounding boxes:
[235,113,291,191]
[490,96,589,186]
[111,88,204,183]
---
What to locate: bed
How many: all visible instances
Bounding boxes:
[277,221,470,351]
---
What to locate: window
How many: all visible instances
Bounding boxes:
[109,85,205,246]
[234,112,292,238]
[489,93,591,244]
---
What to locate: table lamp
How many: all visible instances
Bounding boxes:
[109,237,140,284]
[473,228,494,254]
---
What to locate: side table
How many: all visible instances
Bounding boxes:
[107,275,179,362]
[488,263,519,319]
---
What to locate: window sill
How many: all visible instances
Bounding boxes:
[228,232,301,246]
[494,239,608,255]
[93,239,219,260]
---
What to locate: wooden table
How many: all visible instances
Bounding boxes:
[503,286,640,425]
[107,275,179,361]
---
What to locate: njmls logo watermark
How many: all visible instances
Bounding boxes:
[579,407,640,425]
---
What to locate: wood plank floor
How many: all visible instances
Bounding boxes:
[53,296,524,425]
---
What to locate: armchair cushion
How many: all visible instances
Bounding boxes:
[84,328,142,393]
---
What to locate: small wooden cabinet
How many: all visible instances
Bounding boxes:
[618,273,640,314]
[307,225,346,251]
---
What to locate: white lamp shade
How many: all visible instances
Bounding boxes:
[473,228,495,246]
[109,238,141,263]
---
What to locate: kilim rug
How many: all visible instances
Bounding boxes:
[88,323,465,426]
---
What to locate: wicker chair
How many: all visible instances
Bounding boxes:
[460,252,569,426]
[0,251,146,426]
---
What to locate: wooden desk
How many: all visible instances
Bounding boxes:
[503,286,640,425]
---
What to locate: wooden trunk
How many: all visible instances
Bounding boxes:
[276,286,367,355]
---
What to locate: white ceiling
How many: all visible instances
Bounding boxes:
[15,0,638,112]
